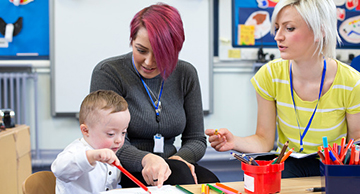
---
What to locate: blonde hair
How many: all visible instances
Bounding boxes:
[79,90,128,125]
[270,0,341,58]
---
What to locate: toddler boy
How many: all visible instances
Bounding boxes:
[51,90,130,193]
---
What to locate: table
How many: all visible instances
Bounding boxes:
[107,176,323,194]
[181,176,322,194]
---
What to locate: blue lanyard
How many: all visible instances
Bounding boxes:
[289,60,326,152]
[132,56,164,122]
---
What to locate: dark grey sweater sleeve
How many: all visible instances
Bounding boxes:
[171,62,207,163]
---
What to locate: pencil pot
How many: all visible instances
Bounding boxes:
[320,162,360,194]
[241,160,284,194]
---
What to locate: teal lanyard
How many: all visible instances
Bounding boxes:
[132,56,164,123]
[289,60,326,152]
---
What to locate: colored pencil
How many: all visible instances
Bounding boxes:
[215,183,240,194]
[201,184,206,194]
[112,162,151,194]
[275,141,289,164]
[269,156,278,165]
[281,147,294,163]
[241,153,250,162]
[213,185,237,194]
[207,184,225,194]
[175,185,194,194]
[317,146,324,151]
[248,156,259,166]
[231,152,250,164]
[205,185,210,194]
[317,150,325,162]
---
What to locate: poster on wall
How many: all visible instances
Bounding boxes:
[232,0,360,49]
[0,0,49,59]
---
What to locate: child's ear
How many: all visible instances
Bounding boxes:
[80,124,89,137]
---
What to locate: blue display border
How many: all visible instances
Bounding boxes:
[0,0,49,59]
[232,0,360,49]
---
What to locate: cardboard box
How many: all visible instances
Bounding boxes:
[0,125,32,194]
[0,130,18,194]
[17,152,32,194]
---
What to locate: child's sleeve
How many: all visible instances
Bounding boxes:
[51,145,94,182]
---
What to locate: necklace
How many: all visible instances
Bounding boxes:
[142,81,163,112]
[132,56,164,122]
[289,59,326,152]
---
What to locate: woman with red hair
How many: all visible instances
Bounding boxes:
[90,3,219,188]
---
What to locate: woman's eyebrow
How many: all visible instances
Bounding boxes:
[135,43,148,50]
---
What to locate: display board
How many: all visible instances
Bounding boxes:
[232,0,360,48]
[51,0,212,115]
[0,0,49,59]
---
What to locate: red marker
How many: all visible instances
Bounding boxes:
[350,145,356,165]
[340,137,346,157]
[323,137,331,165]
[340,139,354,162]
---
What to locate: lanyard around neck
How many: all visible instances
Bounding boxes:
[289,59,326,152]
[132,56,164,122]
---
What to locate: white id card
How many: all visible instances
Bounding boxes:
[153,133,164,153]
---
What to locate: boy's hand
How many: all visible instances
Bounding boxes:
[86,149,120,166]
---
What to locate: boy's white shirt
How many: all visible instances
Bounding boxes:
[51,138,121,194]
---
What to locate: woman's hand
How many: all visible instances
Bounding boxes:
[141,153,171,188]
[205,128,235,152]
[168,155,198,184]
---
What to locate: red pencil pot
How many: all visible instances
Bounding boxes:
[241,160,284,194]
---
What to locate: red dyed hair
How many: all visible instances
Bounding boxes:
[130,3,185,79]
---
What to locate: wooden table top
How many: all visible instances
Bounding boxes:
[181,176,322,194]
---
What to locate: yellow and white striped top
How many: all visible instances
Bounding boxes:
[251,59,360,154]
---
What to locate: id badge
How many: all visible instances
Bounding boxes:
[153,133,164,153]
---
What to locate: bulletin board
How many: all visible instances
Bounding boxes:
[0,0,49,59]
[232,0,360,49]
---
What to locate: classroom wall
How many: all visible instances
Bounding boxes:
[0,59,258,151]
[1,0,359,165]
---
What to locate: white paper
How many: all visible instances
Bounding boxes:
[289,152,318,159]
[238,151,318,159]
[100,185,186,194]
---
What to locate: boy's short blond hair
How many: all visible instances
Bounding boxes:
[79,90,128,126]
